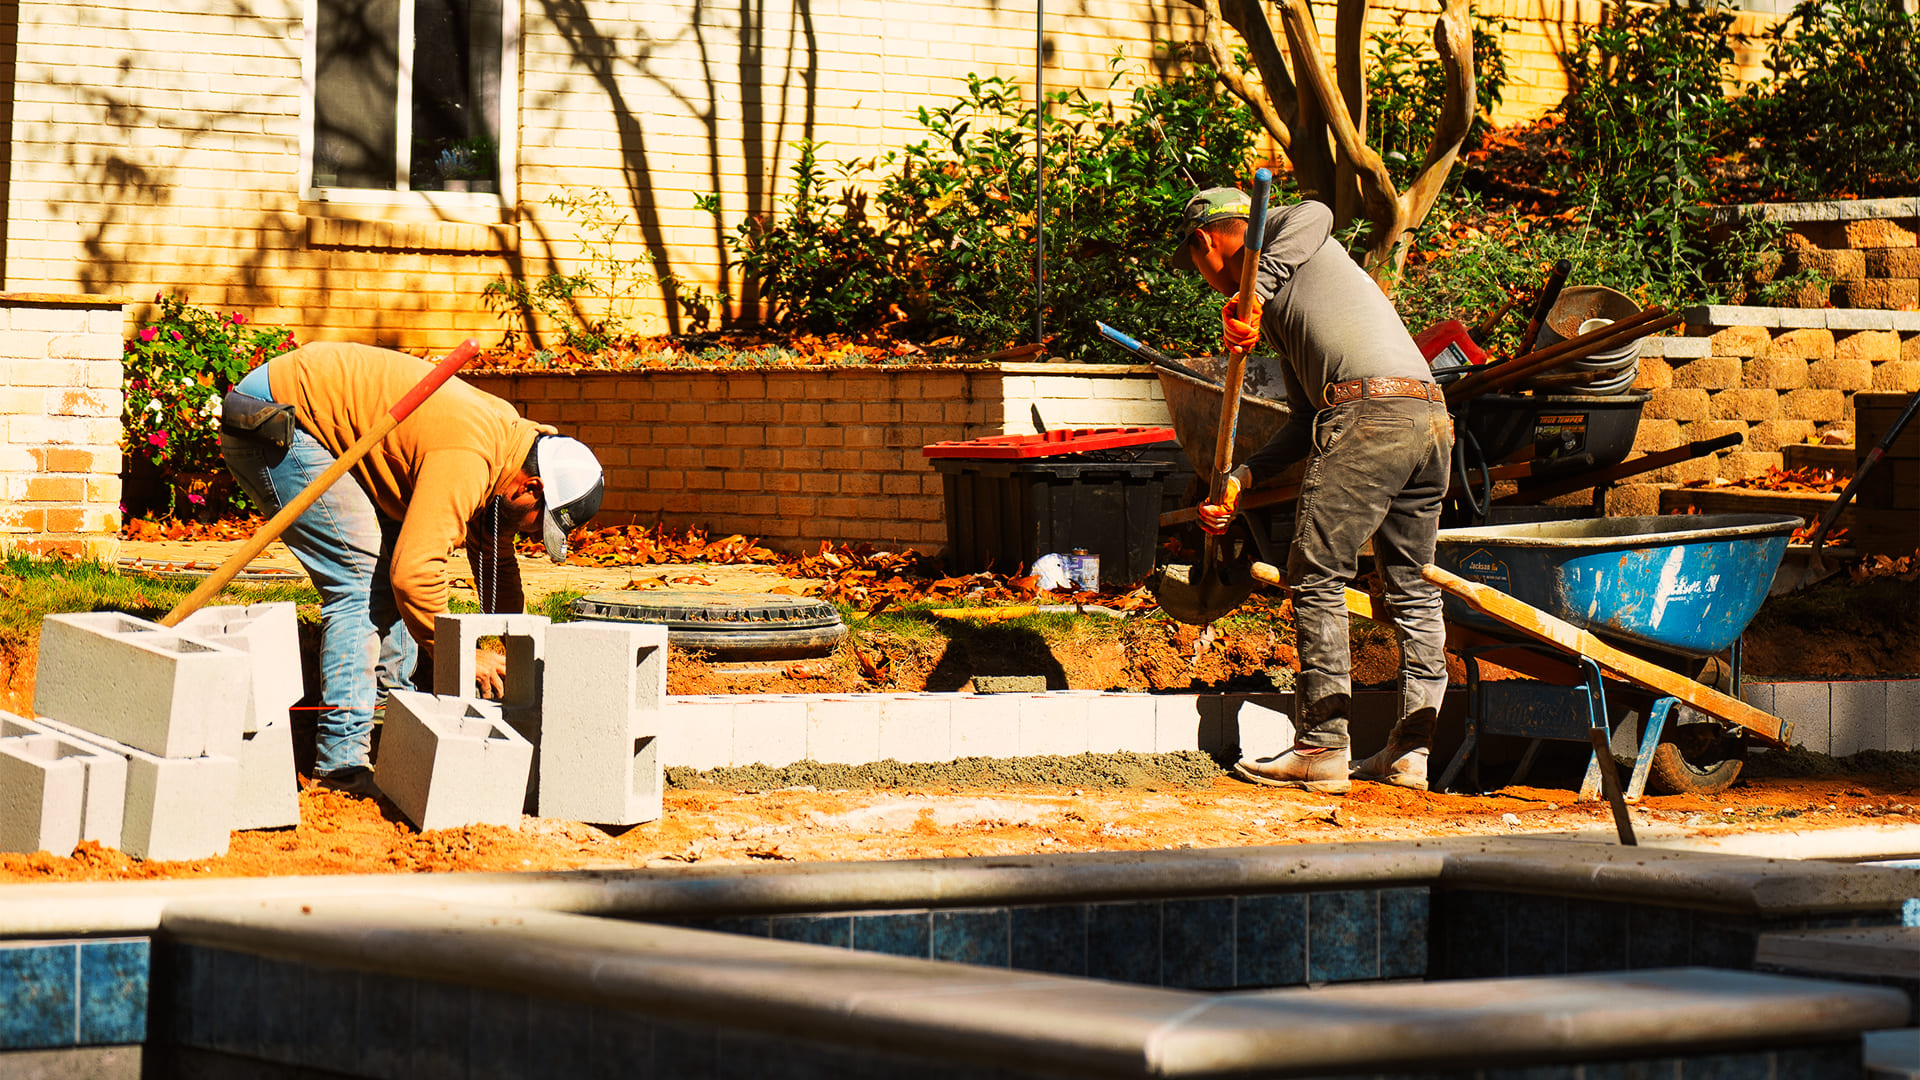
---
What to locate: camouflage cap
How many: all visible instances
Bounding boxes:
[1171,187,1252,271]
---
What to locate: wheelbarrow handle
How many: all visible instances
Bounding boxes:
[159,341,480,627]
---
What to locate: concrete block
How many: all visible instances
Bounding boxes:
[1770,328,1835,361]
[1631,355,1673,391]
[1221,694,1294,758]
[1632,419,1683,454]
[1088,694,1156,754]
[1840,279,1920,311]
[0,712,126,847]
[1710,389,1783,422]
[1810,357,1877,390]
[1895,312,1920,334]
[1770,307,1830,329]
[432,613,549,709]
[536,622,666,825]
[1830,681,1889,757]
[1888,681,1920,753]
[1657,337,1712,360]
[175,603,302,735]
[1645,389,1710,422]
[0,735,86,854]
[375,690,533,832]
[1155,695,1219,753]
[1871,360,1920,393]
[878,696,951,764]
[1828,309,1896,331]
[1742,356,1809,391]
[731,699,808,768]
[950,695,1019,759]
[1788,248,1867,281]
[34,611,248,759]
[1671,356,1744,390]
[1835,331,1902,365]
[1017,693,1090,757]
[1741,681,1777,716]
[663,697,735,771]
[233,714,298,831]
[1685,306,1778,330]
[1783,389,1847,423]
[1772,682,1831,755]
[1747,419,1817,453]
[1721,451,1781,481]
[1603,483,1664,518]
[1843,218,1918,249]
[805,697,880,765]
[1709,326,1773,358]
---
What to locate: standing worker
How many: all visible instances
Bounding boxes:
[1178,188,1454,793]
[218,342,605,795]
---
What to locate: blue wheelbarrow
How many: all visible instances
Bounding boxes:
[1423,513,1801,821]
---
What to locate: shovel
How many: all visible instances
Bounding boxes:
[1155,168,1272,626]
[159,340,479,627]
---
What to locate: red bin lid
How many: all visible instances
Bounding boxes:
[921,426,1177,459]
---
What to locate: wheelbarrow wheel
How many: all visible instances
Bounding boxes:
[1648,721,1746,796]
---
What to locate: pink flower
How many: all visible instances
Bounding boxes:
[147,431,168,448]
[229,311,247,325]
[187,492,205,505]
[170,330,183,341]
[138,327,158,342]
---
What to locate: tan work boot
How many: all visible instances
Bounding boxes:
[1233,746,1351,793]
[1350,743,1429,790]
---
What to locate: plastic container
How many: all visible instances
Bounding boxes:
[930,457,1173,585]
[1414,319,1488,384]
[922,427,1176,460]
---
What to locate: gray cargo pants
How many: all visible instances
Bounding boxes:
[1285,394,1454,749]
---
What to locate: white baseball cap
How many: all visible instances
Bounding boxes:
[531,435,605,562]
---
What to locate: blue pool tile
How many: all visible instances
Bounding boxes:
[76,939,147,1046]
[1484,1065,1580,1080]
[1308,889,1378,983]
[298,962,360,1071]
[853,912,931,959]
[771,914,852,949]
[468,985,529,1080]
[1379,887,1430,980]
[0,943,76,1050]
[705,915,773,937]
[1435,889,1506,978]
[1087,901,1162,985]
[654,1019,718,1075]
[932,909,1010,968]
[1584,1060,1681,1080]
[1503,893,1568,976]
[1628,904,1692,968]
[1235,893,1307,988]
[1678,1048,1775,1080]
[1011,904,1087,977]
[589,1007,654,1080]
[1566,899,1632,973]
[250,953,305,1065]
[1773,1040,1862,1080]
[355,971,415,1080]
[526,994,592,1080]
[1161,897,1235,990]
[410,980,470,1080]
[202,947,260,1057]
[1689,915,1761,970]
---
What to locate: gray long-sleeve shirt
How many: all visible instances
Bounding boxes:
[1239,200,1432,485]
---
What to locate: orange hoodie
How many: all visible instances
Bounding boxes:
[267,342,551,655]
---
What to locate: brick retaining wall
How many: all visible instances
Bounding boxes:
[0,294,127,558]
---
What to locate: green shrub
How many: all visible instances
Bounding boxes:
[123,295,297,518]
[1730,0,1919,200]
[1367,12,1513,187]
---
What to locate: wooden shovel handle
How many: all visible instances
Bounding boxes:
[159,341,479,627]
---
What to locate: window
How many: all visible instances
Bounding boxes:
[302,0,517,202]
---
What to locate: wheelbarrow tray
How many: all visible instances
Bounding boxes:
[1154,353,1295,476]
[1433,513,1801,660]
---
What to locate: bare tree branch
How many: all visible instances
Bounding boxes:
[1390,0,1477,278]
[1200,0,1297,153]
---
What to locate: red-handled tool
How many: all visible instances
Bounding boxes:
[160,341,480,627]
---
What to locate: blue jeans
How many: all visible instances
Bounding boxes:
[1286,395,1454,750]
[220,425,418,775]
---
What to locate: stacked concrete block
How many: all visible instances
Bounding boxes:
[31,715,237,861]
[0,735,86,854]
[434,613,548,736]
[664,696,735,771]
[375,690,533,832]
[1220,695,1295,759]
[535,622,665,826]
[949,695,1019,759]
[0,713,126,849]
[1087,693,1157,754]
[729,697,807,768]
[174,603,301,830]
[877,695,952,764]
[34,612,248,759]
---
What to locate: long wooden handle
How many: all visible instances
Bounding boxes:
[1209,169,1273,501]
[1446,307,1674,403]
[1421,564,1792,747]
[159,341,480,627]
[1493,432,1744,507]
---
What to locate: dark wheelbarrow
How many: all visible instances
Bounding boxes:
[1426,513,1801,817]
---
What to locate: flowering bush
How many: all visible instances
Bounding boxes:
[123,295,297,518]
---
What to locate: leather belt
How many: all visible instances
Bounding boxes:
[1322,376,1445,409]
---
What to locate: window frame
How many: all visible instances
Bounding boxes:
[297,0,520,210]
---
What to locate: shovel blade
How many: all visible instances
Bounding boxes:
[1155,561,1256,625]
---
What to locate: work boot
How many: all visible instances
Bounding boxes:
[1232,745,1351,793]
[1350,743,1429,790]
[305,766,381,798]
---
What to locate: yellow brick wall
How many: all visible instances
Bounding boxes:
[4,0,1789,351]
[0,296,129,557]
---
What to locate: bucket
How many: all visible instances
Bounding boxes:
[1527,287,1643,395]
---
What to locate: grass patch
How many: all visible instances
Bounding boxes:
[0,554,320,646]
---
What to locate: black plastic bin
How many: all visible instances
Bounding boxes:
[931,457,1175,585]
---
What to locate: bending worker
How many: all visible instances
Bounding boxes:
[1179,187,1453,793]
[219,342,605,795]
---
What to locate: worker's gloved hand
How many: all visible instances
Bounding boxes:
[1221,296,1259,354]
[1196,466,1252,535]
[474,650,508,699]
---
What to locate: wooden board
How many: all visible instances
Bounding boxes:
[1422,565,1794,748]
[1781,443,1855,474]
[1658,486,1847,529]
